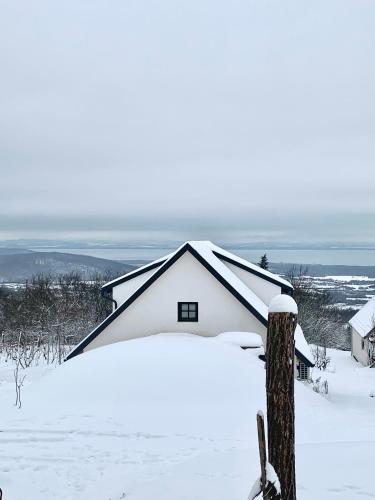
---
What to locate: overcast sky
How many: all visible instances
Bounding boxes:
[0,0,374,244]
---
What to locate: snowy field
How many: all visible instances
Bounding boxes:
[1,335,375,499]
[309,275,375,309]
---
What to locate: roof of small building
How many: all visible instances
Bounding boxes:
[295,325,313,365]
[349,297,375,338]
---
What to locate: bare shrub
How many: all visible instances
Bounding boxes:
[14,358,26,408]
[312,377,329,395]
[0,271,116,367]
[313,346,331,371]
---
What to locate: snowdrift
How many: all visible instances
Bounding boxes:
[2,335,374,500]
[21,334,267,437]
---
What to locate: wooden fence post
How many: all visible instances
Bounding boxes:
[266,295,297,500]
[257,411,268,496]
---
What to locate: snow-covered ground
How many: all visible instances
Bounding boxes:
[1,335,375,499]
[307,275,375,309]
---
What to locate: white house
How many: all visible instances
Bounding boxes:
[350,297,375,366]
[66,241,314,378]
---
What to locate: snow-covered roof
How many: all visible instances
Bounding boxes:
[207,242,293,291]
[102,253,172,292]
[349,297,375,338]
[102,241,293,293]
[214,327,313,366]
[295,325,314,366]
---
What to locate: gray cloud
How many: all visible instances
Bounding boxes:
[0,0,374,243]
[0,212,373,245]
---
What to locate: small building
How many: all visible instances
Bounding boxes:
[350,297,375,366]
[66,241,314,377]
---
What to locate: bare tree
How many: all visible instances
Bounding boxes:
[14,332,26,408]
[286,265,349,350]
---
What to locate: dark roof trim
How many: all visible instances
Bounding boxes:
[66,242,310,365]
[259,350,312,367]
[101,260,166,292]
[295,349,314,368]
[212,251,293,293]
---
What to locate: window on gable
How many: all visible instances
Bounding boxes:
[362,339,365,350]
[178,302,198,322]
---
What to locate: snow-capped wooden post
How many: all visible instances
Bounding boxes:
[266,295,298,500]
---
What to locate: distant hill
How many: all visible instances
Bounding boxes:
[0,248,35,256]
[0,252,136,282]
[118,259,375,278]
[269,262,375,278]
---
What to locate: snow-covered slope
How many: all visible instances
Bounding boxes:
[1,335,375,499]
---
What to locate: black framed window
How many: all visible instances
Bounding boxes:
[178,302,198,322]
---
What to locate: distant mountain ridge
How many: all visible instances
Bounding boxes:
[0,248,35,256]
[0,252,135,282]
[1,239,375,255]
[269,262,375,278]
[1,251,374,311]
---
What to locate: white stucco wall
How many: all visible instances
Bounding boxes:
[85,251,267,353]
[351,327,369,366]
[220,260,282,306]
[112,268,161,308]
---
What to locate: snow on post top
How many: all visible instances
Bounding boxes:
[269,294,298,315]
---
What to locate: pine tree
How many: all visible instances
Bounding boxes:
[258,253,269,270]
